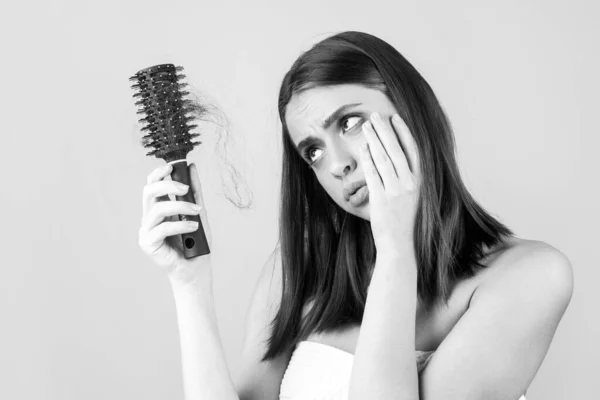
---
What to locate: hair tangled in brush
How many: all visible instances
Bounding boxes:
[133,80,254,209]
[182,86,254,209]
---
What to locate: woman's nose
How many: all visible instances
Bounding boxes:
[329,145,358,177]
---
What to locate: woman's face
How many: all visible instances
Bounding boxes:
[285,84,399,220]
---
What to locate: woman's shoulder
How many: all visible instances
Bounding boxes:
[474,237,573,304]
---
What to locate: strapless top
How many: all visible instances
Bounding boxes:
[279,340,527,400]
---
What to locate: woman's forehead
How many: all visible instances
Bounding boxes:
[285,84,385,137]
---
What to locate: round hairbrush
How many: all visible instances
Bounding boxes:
[129,63,210,258]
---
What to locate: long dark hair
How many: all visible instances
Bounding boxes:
[261,31,513,361]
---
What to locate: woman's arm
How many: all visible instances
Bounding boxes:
[233,247,293,400]
[348,244,419,400]
[170,266,240,400]
[349,240,573,400]
[170,246,291,400]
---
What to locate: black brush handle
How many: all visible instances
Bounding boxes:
[170,161,211,258]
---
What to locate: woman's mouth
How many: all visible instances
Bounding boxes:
[348,185,369,206]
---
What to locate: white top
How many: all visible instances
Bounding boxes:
[279,340,527,400]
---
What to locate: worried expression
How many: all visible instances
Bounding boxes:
[285,84,401,220]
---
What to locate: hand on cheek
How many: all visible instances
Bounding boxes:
[360,112,421,256]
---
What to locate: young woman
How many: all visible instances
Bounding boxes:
[138,31,574,400]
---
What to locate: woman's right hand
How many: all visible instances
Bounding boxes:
[138,162,213,287]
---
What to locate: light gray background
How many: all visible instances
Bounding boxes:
[1,0,597,398]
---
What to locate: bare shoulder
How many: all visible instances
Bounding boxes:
[419,238,574,398]
[474,237,574,307]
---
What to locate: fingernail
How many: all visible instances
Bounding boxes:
[371,112,381,121]
[191,204,201,211]
[393,114,401,122]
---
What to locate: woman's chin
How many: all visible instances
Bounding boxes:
[346,202,370,221]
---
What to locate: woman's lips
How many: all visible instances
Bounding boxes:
[343,179,367,200]
[349,185,369,206]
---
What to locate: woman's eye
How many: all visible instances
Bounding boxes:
[341,115,362,133]
[303,146,322,165]
[303,115,363,165]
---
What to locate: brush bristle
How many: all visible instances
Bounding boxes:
[129,64,202,162]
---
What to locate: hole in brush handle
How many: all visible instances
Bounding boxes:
[184,237,196,249]
[181,216,211,258]
[180,214,210,258]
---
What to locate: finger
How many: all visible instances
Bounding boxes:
[370,112,413,191]
[147,163,173,185]
[143,178,189,218]
[141,220,200,253]
[359,141,384,204]
[391,114,420,178]
[362,120,398,190]
[142,200,201,232]
[143,163,173,216]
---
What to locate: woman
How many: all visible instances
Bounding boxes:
[138,31,573,400]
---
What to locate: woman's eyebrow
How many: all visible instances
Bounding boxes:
[319,102,362,130]
[295,102,363,154]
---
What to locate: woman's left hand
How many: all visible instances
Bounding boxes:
[360,112,421,257]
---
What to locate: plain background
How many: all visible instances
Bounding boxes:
[0,0,597,398]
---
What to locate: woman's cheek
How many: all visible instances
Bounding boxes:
[340,127,367,152]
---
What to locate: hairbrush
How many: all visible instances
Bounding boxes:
[129,63,210,258]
